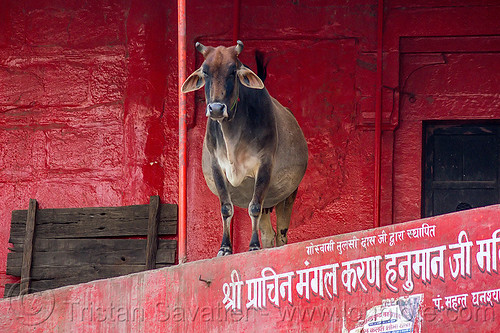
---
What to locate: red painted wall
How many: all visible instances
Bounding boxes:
[1,0,499,296]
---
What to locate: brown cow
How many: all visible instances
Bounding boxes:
[182,41,308,256]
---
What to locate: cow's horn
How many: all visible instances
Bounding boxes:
[235,40,244,55]
[195,42,207,55]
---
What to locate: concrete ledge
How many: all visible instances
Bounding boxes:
[1,205,500,332]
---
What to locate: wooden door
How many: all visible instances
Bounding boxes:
[423,122,500,217]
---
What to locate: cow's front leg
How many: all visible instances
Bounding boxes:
[212,162,233,257]
[248,159,273,252]
[218,201,233,257]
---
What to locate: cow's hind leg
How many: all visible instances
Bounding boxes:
[259,210,275,248]
[248,159,273,252]
[275,188,298,246]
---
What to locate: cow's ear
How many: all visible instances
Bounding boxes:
[237,67,264,89]
[181,67,205,93]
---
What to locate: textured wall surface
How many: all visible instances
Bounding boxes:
[0,0,499,297]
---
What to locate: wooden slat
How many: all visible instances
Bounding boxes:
[20,199,37,295]
[5,264,172,297]
[7,239,177,278]
[9,238,176,253]
[4,284,20,298]
[7,262,171,283]
[146,196,160,270]
[9,203,177,243]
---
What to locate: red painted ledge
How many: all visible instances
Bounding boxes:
[1,205,500,332]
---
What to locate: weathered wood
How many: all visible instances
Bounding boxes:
[4,284,20,298]
[9,238,176,254]
[9,203,177,243]
[20,199,37,295]
[5,264,172,297]
[7,239,177,278]
[146,196,160,270]
[7,260,174,281]
[5,201,179,298]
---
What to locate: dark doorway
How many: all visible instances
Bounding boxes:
[423,122,500,217]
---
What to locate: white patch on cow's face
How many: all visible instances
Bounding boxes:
[206,102,229,120]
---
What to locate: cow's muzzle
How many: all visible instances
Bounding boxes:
[206,103,228,120]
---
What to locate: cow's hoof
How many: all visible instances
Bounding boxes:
[217,247,232,257]
[248,245,261,252]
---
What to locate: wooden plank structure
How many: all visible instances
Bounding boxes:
[4,196,177,297]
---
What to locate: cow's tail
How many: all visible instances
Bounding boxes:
[255,50,268,83]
